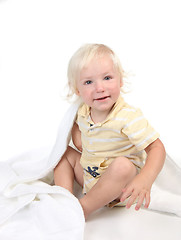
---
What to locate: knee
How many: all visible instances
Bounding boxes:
[64,146,81,167]
[109,157,135,179]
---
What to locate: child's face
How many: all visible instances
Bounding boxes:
[76,54,123,118]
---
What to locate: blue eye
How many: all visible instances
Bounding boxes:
[104,76,111,80]
[85,80,92,85]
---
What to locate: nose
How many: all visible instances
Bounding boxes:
[95,80,105,93]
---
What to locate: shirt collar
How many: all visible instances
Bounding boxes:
[78,95,125,124]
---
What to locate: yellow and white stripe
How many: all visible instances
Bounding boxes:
[76,95,159,169]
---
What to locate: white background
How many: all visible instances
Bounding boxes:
[0,0,181,166]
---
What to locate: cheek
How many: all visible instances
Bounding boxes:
[79,88,91,100]
[110,82,121,92]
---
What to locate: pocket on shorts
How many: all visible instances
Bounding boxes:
[99,157,114,170]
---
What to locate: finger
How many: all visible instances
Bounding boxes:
[144,192,150,208]
[135,192,145,210]
[121,187,133,202]
[126,192,138,209]
[119,188,127,201]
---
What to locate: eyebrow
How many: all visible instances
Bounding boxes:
[80,71,114,81]
[102,71,113,76]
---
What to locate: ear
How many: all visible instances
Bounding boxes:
[120,78,123,88]
[75,88,81,96]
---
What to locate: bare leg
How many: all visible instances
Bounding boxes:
[79,157,137,219]
[54,146,83,194]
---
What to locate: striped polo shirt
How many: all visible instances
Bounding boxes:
[76,95,159,168]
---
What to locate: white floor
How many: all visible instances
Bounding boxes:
[84,206,181,240]
[73,181,181,240]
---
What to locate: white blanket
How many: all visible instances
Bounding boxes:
[0,102,181,239]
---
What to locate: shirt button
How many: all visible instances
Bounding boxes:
[105,157,109,161]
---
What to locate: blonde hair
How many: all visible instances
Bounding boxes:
[67,43,128,100]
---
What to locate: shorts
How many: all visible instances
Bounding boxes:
[80,156,141,208]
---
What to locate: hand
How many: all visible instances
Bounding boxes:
[120,174,152,211]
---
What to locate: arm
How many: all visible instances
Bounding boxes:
[140,138,166,186]
[72,122,82,152]
[121,138,166,210]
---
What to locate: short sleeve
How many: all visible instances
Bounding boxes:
[122,108,160,151]
[75,114,78,125]
[75,106,82,125]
